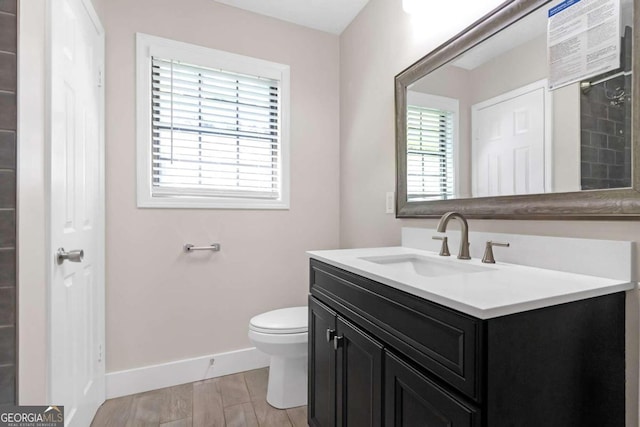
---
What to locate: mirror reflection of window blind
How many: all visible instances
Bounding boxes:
[406,105,454,201]
[151,57,281,200]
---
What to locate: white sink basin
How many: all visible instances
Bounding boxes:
[359,254,492,277]
[308,246,634,319]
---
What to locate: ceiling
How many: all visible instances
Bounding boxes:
[213,0,370,35]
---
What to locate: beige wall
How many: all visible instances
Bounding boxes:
[102,0,340,372]
[552,83,581,192]
[339,0,450,248]
[339,0,638,424]
[469,35,547,104]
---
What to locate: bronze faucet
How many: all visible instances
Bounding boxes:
[436,212,471,260]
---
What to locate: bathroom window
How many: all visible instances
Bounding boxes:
[406,92,458,201]
[136,33,290,209]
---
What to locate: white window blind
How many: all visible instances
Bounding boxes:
[151,57,282,200]
[406,105,455,201]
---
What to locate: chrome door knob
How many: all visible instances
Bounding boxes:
[56,248,84,264]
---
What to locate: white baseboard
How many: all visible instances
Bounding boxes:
[106,347,270,399]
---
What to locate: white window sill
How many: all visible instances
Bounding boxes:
[137,194,290,210]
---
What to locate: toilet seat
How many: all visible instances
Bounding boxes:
[248,330,308,346]
[249,306,307,334]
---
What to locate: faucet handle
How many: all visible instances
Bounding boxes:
[482,241,510,264]
[432,236,451,257]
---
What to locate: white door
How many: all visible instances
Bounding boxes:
[49,0,105,425]
[472,82,548,197]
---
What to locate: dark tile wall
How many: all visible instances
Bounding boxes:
[580,26,633,190]
[0,0,16,406]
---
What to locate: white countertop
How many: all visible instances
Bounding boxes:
[307,247,635,319]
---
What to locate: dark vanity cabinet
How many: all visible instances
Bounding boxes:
[309,297,383,427]
[308,259,625,427]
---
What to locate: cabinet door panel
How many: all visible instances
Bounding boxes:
[309,297,337,427]
[385,352,479,427]
[336,317,383,427]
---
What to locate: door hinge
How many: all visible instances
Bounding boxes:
[97,69,103,88]
[98,344,103,362]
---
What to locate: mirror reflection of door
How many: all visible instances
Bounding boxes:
[471,80,550,197]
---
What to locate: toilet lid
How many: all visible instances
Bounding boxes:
[249,306,308,334]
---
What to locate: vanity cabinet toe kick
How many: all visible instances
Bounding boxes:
[307,259,625,427]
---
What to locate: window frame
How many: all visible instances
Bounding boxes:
[136,33,291,209]
[406,91,460,201]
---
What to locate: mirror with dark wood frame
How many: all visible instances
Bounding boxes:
[396,0,639,218]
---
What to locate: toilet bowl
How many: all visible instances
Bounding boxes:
[248,306,308,409]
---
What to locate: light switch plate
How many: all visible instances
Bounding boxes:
[385,192,395,214]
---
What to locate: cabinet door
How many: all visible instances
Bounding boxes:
[335,317,383,427]
[385,352,479,427]
[309,297,337,427]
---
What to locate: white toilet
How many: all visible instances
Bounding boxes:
[248,306,308,409]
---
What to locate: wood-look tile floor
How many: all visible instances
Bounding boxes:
[91,368,308,427]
